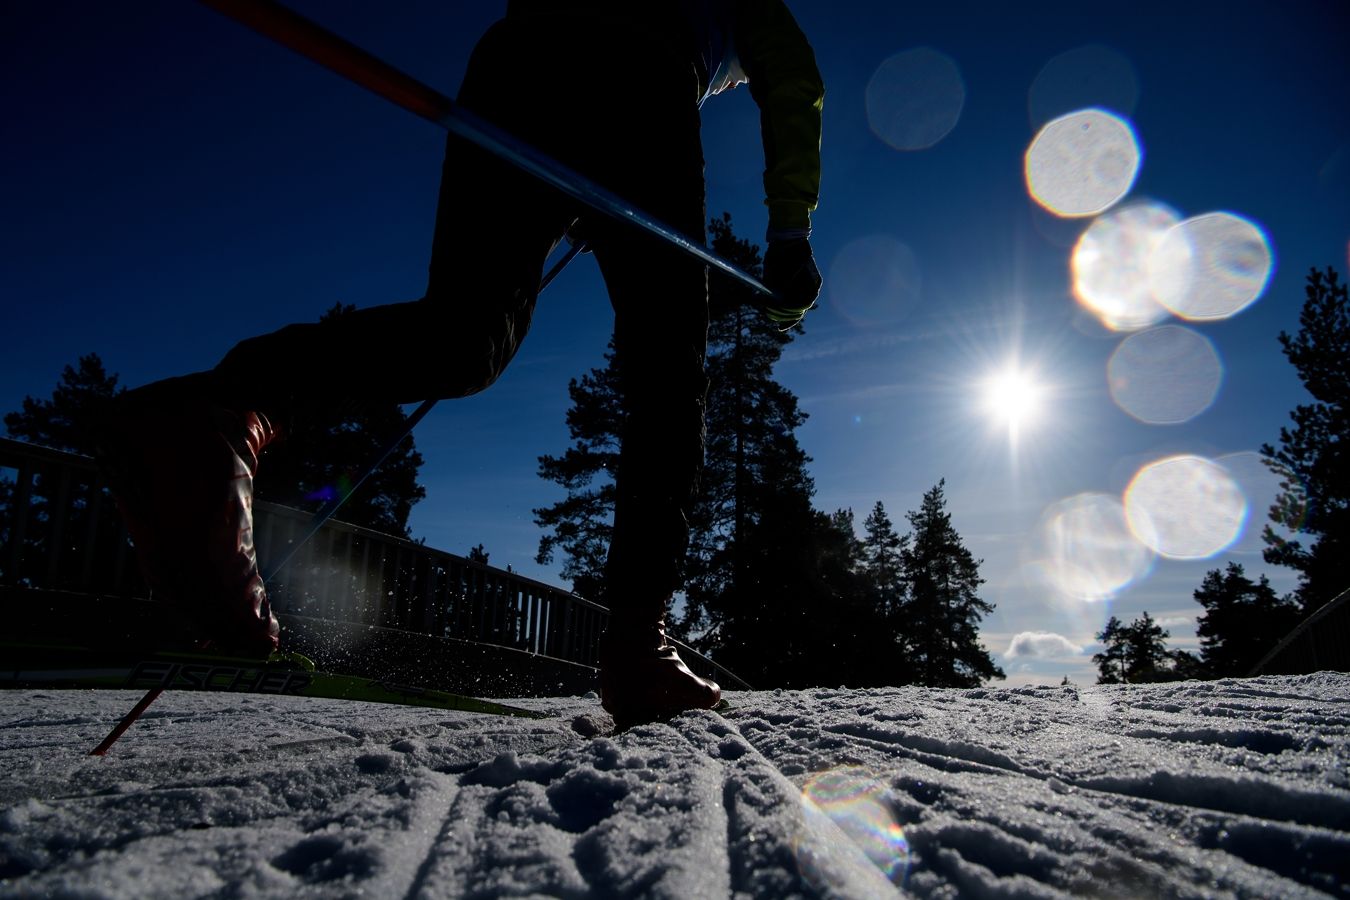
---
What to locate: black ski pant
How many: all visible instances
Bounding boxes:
[215,15,710,623]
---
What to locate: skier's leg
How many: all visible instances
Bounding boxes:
[592,227,720,726]
[595,244,710,625]
[580,59,721,724]
[100,21,571,654]
[214,18,575,408]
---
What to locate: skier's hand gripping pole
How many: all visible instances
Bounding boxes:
[761,237,822,330]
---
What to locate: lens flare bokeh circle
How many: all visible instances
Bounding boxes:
[1029,44,1140,129]
[1026,493,1154,602]
[1025,108,1141,218]
[828,234,922,326]
[1148,212,1274,321]
[1107,325,1223,424]
[1125,455,1247,559]
[796,767,910,888]
[1072,201,1180,330]
[866,47,965,151]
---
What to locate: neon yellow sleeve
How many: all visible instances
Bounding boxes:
[736,0,824,232]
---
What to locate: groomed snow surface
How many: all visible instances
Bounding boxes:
[2,674,1347,898]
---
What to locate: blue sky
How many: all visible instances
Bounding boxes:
[5,1,1348,685]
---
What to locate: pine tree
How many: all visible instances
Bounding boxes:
[4,353,123,454]
[827,506,915,687]
[901,480,1004,687]
[1093,612,1176,683]
[2,354,125,590]
[861,501,908,627]
[533,339,623,603]
[713,489,826,686]
[1092,616,1128,683]
[1123,611,1170,682]
[1261,267,1350,615]
[1193,562,1301,677]
[1168,650,1206,681]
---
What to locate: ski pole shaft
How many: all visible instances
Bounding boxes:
[199,0,451,122]
[260,397,435,583]
[437,107,776,301]
[89,687,165,756]
[197,0,781,304]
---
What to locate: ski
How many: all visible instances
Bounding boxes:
[1,642,549,721]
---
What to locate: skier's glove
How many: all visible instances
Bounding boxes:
[762,237,822,330]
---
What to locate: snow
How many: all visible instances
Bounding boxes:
[2,675,1347,898]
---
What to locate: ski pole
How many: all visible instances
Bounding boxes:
[89,684,172,756]
[197,0,783,306]
[90,241,584,756]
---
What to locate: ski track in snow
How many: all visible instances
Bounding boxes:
[0,674,1347,898]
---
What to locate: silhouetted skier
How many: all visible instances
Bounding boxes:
[99,0,823,727]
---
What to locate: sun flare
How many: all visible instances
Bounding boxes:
[981,367,1045,431]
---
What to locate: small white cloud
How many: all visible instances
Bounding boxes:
[1006,631,1083,659]
[1156,615,1193,628]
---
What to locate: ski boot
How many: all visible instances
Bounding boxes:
[96,373,281,657]
[599,619,721,729]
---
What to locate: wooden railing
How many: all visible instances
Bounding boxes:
[254,500,611,665]
[0,436,749,690]
[0,437,143,599]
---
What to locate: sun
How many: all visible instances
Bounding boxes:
[981,366,1045,432]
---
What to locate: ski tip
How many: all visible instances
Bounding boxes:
[268,650,317,672]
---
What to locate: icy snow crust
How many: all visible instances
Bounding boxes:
[1,675,1347,898]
